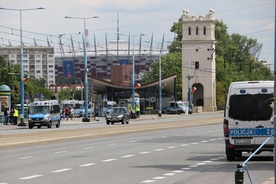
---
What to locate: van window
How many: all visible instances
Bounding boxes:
[229,94,273,121]
[53,105,60,113]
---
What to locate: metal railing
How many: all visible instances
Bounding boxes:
[235,133,274,184]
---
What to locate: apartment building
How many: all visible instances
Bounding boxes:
[0,46,55,85]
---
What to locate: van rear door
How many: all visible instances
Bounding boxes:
[228,82,273,146]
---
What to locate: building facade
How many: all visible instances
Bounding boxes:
[0,46,55,85]
[181,9,217,112]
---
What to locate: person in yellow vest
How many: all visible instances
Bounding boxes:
[13,107,19,125]
[135,104,140,118]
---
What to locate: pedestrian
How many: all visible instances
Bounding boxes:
[135,104,140,118]
[64,106,70,120]
[13,107,18,125]
[4,107,9,125]
[9,107,14,125]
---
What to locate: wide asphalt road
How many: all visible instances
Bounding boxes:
[0,112,273,184]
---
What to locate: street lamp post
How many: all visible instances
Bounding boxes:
[0,7,45,126]
[65,16,99,122]
[130,34,145,113]
[183,46,202,114]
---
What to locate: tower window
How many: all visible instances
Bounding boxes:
[196,27,199,35]
[188,27,191,35]
[203,27,206,35]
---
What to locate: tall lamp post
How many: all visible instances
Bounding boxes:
[183,46,202,114]
[65,16,99,122]
[130,34,145,112]
[0,7,45,126]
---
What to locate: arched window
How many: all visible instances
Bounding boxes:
[188,27,191,35]
[203,27,206,35]
[196,27,199,35]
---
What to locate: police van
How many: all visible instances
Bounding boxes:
[223,81,274,161]
[28,100,61,129]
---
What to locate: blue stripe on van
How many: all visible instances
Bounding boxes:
[229,128,274,137]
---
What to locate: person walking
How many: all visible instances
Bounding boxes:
[13,107,19,125]
[4,107,9,125]
[64,106,70,120]
[9,107,14,125]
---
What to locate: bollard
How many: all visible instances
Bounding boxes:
[235,164,244,184]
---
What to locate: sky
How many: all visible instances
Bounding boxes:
[0,0,274,66]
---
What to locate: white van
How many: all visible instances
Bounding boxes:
[223,81,274,161]
[28,100,61,129]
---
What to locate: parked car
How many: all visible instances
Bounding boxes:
[166,106,182,114]
[105,107,130,125]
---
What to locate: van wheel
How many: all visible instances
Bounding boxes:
[121,119,125,124]
[47,122,52,128]
[56,120,60,128]
[28,124,33,129]
[126,121,129,124]
[106,120,110,125]
[38,126,41,129]
[226,147,235,161]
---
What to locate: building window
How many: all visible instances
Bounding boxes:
[188,27,191,35]
[196,27,199,35]
[203,27,206,35]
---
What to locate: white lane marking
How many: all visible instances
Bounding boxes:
[153,176,166,180]
[52,168,72,173]
[139,151,150,154]
[196,162,206,166]
[204,160,212,163]
[179,144,188,147]
[154,149,164,152]
[19,175,43,180]
[189,164,198,168]
[182,167,191,170]
[108,143,117,146]
[102,159,117,162]
[129,140,137,143]
[173,170,183,173]
[79,163,96,167]
[121,154,135,158]
[83,146,94,149]
[164,173,175,176]
[141,180,155,183]
[167,146,177,149]
[191,142,199,145]
[210,158,219,161]
[55,151,66,154]
[200,140,208,143]
[18,156,34,160]
[210,139,216,141]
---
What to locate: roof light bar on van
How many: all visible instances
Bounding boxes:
[261,88,268,93]
[240,89,246,93]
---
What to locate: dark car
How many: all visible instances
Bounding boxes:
[105,107,130,125]
[166,106,182,114]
